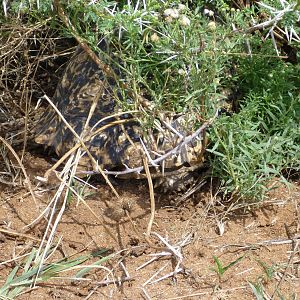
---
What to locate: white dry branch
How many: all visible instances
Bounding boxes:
[244,1,300,54]
[248,2,298,32]
[137,232,193,286]
[103,110,219,177]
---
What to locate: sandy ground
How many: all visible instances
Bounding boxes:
[0,152,299,299]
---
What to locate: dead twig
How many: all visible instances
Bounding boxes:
[270,225,300,300]
[0,228,40,242]
[89,276,134,287]
[104,110,219,177]
[41,94,120,199]
[137,233,193,286]
[144,157,156,239]
[218,236,300,251]
[0,136,37,205]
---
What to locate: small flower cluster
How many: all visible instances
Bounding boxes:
[203,8,216,31]
[163,4,190,26]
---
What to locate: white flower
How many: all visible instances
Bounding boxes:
[163,8,173,17]
[150,32,160,42]
[207,21,216,31]
[204,9,214,16]
[179,15,191,26]
[165,16,173,23]
[178,69,186,75]
[170,8,179,19]
[178,4,186,11]
[163,8,179,19]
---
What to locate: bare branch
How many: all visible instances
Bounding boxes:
[100,110,219,176]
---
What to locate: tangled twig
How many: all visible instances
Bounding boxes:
[137,232,193,286]
[102,110,219,176]
[0,136,37,205]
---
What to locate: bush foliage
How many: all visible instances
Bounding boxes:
[1,0,300,202]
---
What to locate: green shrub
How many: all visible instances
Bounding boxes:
[208,56,300,200]
[1,0,300,202]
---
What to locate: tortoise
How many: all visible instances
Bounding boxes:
[35,42,207,191]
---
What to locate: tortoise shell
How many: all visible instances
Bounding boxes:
[35,43,205,181]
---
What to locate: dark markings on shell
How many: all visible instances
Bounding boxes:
[35,42,206,189]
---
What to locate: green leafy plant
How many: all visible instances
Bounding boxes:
[249,281,265,300]
[211,255,244,280]
[1,0,300,202]
[256,259,277,281]
[208,54,300,201]
[0,247,111,299]
[66,176,95,205]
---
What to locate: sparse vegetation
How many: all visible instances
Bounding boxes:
[211,255,244,281]
[0,247,111,299]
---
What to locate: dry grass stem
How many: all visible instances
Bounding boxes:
[165,286,248,299]
[271,240,299,299]
[55,171,118,243]
[41,94,120,199]
[140,287,152,300]
[0,136,37,205]
[0,228,40,242]
[144,157,155,239]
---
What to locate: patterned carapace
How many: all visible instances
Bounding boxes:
[35,44,206,187]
